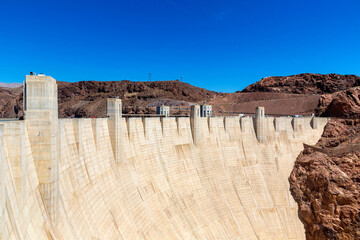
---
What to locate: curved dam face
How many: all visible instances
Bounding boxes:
[0,75,328,240]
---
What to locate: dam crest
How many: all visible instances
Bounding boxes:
[1,75,328,239]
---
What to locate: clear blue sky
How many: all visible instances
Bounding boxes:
[1,0,360,92]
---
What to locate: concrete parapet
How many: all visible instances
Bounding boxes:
[190,105,201,146]
[255,107,266,143]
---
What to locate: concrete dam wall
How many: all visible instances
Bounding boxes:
[0,75,328,240]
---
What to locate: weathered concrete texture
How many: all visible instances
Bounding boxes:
[24,75,59,223]
[0,75,329,239]
[0,115,327,239]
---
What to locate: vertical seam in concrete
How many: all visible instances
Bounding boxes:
[176,117,180,135]
[20,122,26,205]
[223,117,227,132]
[207,117,211,134]
[126,117,131,141]
[142,117,147,139]
[160,117,164,136]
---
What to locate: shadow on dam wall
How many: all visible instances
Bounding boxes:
[0,75,328,239]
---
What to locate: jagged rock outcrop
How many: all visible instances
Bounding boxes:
[290,119,360,240]
[316,87,360,118]
[242,73,360,94]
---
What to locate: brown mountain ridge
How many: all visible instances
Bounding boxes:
[1,73,360,118]
[242,73,360,94]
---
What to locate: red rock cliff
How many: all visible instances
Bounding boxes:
[289,119,360,239]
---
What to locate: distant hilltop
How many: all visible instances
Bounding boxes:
[241,73,360,94]
[0,82,22,88]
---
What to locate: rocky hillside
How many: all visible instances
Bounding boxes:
[316,87,360,118]
[0,80,218,118]
[289,119,360,239]
[0,78,322,118]
[2,73,360,118]
[242,73,360,94]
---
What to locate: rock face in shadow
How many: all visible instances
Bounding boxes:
[289,119,360,240]
[243,73,360,94]
[316,87,360,118]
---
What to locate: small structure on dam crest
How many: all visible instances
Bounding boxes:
[156,105,170,117]
[200,102,212,117]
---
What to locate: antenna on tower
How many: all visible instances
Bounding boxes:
[149,73,152,81]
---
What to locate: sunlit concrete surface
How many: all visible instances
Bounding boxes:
[0,75,328,239]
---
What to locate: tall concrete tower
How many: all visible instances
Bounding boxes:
[255,106,266,143]
[190,105,201,146]
[107,98,122,163]
[24,74,59,223]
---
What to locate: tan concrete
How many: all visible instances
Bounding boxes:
[24,75,59,223]
[190,105,201,146]
[255,106,265,143]
[0,75,329,239]
[107,98,122,163]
